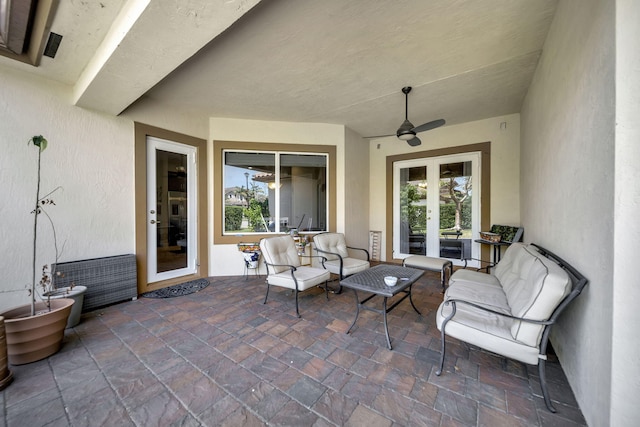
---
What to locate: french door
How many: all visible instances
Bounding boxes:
[146,137,198,282]
[393,152,480,266]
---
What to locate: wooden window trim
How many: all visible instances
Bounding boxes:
[214,140,336,245]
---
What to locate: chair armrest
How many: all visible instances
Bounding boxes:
[314,247,343,260]
[298,254,328,263]
[474,258,495,273]
[263,256,328,274]
[347,246,370,261]
[443,298,554,326]
[455,257,493,272]
[263,261,297,272]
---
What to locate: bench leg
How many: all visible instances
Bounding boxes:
[436,301,457,376]
[539,359,557,413]
[442,261,453,292]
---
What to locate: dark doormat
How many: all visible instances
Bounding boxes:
[141,278,210,298]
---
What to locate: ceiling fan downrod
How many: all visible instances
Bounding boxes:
[397,86,416,140]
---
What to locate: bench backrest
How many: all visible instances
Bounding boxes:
[495,243,572,346]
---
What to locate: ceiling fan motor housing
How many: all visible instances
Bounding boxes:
[397,119,415,140]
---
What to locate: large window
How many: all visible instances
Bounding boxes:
[223,150,328,234]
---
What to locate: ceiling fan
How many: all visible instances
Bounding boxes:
[365,86,445,146]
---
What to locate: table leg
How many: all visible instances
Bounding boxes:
[382,297,393,350]
[346,288,360,334]
[408,285,422,316]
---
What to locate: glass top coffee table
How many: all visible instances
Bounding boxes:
[340,264,424,350]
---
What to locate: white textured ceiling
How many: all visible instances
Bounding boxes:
[0,0,558,139]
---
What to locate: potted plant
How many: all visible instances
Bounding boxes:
[43,271,86,329]
[0,316,12,390]
[0,136,74,365]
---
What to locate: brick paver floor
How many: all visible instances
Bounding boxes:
[0,270,586,426]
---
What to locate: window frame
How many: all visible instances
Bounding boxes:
[214,140,336,244]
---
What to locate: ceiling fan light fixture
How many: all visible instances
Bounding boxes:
[397,131,415,141]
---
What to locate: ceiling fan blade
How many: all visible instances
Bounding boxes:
[407,136,421,147]
[412,119,446,134]
[363,133,396,139]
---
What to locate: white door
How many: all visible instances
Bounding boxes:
[147,137,198,282]
[393,152,480,266]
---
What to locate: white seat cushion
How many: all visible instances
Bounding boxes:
[436,302,539,365]
[444,281,511,315]
[323,258,369,277]
[266,266,331,291]
[449,268,501,288]
[403,255,450,271]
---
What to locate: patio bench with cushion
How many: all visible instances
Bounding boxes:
[435,242,588,412]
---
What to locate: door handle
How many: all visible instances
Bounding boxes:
[150,220,160,224]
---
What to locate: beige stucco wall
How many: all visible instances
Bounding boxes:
[0,67,134,311]
[612,1,640,425]
[208,118,347,276]
[0,65,214,312]
[343,127,370,252]
[368,113,521,262]
[520,1,616,425]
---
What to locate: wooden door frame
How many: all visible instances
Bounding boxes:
[385,142,491,262]
[134,123,208,294]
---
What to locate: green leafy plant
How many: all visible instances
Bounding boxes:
[225,206,244,231]
[245,199,267,232]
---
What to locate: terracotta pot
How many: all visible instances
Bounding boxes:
[0,316,13,390]
[0,298,74,365]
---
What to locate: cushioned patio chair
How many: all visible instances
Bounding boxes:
[259,235,331,317]
[313,232,370,293]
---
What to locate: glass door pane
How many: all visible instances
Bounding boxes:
[147,137,197,282]
[397,164,427,255]
[438,161,473,261]
[156,149,188,273]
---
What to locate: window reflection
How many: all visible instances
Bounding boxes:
[223,151,327,234]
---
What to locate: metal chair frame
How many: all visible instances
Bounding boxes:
[262,253,329,318]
